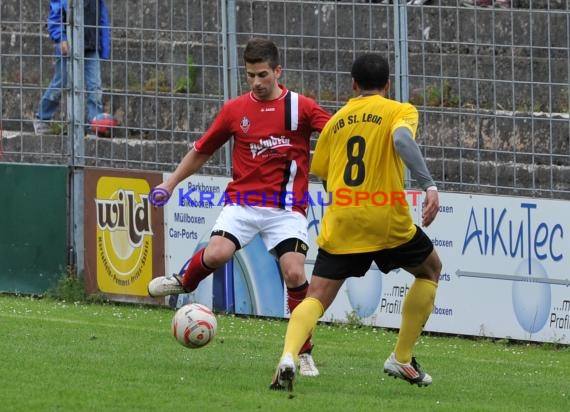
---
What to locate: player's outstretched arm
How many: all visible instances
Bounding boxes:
[155,148,211,197]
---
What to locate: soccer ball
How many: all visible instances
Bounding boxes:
[90,113,119,137]
[172,303,217,349]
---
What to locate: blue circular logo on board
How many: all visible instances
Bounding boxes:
[346,270,382,319]
[512,258,551,334]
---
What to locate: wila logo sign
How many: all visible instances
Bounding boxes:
[94,177,153,296]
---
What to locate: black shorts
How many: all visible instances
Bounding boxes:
[312,225,434,280]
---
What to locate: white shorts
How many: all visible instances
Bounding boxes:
[211,205,308,252]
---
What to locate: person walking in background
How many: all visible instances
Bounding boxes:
[271,53,442,391]
[148,38,331,377]
[34,0,110,135]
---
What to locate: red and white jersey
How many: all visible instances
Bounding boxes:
[194,85,331,215]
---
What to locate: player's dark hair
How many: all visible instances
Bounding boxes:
[351,54,390,91]
[243,38,280,69]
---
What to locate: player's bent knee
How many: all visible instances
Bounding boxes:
[411,250,442,283]
[282,270,306,287]
[204,238,237,268]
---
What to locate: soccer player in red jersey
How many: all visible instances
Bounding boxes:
[149,38,331,376]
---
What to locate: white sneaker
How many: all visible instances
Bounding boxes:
[298,353,319,377]
[147,274,187,297]
[33,119,51,135]
[383,352,432,387]
[269,353,296,392]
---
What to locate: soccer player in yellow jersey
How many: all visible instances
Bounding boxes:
[270,54,442,391]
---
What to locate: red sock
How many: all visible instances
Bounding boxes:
[287,281,313,354]
[181,248,214,292]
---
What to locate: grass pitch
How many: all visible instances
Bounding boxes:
[0,294,568,411]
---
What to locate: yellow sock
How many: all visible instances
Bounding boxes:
[282,297,324,361]
[394,278,438,364]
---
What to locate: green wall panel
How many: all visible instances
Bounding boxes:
[0,163,68,294]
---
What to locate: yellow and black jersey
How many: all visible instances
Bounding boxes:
[311,94,419,254]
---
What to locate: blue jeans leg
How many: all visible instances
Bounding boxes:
[84,51,103,122]
[36,56,68,120]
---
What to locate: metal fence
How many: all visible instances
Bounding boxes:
[1,0,570,197]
